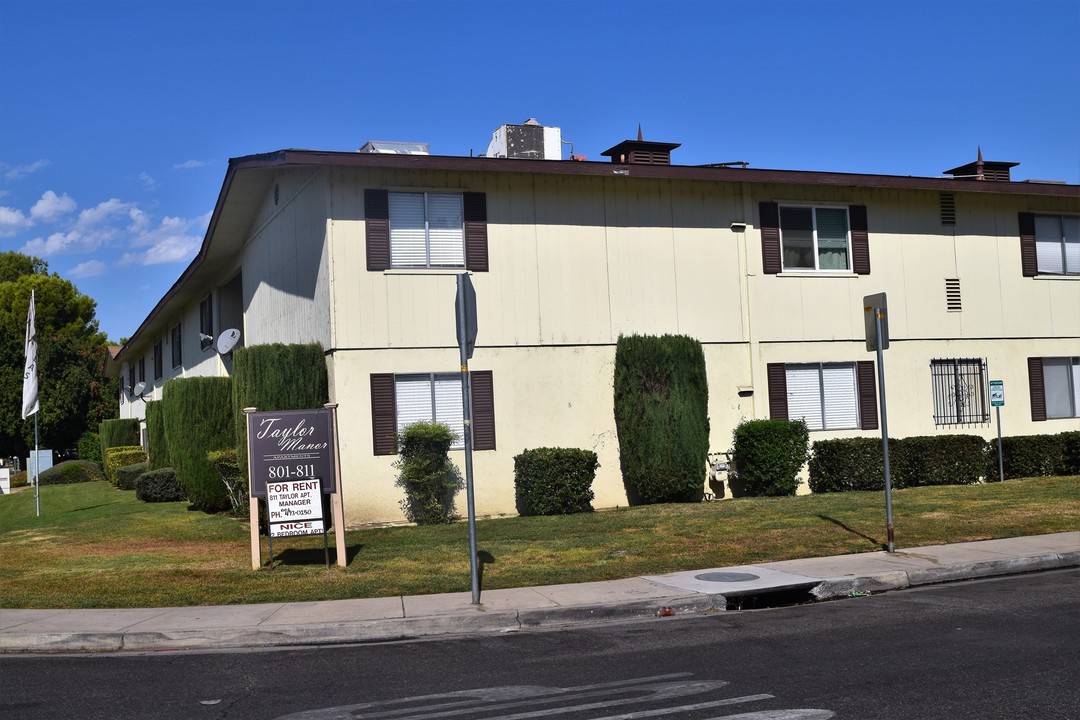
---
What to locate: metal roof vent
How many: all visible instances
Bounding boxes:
[358,141,430,155]
[944,147,1018,182]
[601,125,680,166]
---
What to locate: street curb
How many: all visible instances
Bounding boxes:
[2,552,1076,654]
[812,551,1080,601]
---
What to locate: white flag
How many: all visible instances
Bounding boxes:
[22,290,39,419]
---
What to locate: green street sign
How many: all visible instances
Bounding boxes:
[990,380,1005,407]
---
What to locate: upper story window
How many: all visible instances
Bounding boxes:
[1020,213,1079,277]
[759,202,870,275]
[170,322,182,369]
[138,357,146,384]
[390,192,464,268]
[365,189,488,272]
[199,294,214,350]
[780,206,851,271]
[154,340,163,380]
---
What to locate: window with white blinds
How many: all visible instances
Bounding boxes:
[785,363,859,430]
[1034,215,1080,276]
[394,373,465,448]
[1043,357,1080,419]
[389,192,465,268]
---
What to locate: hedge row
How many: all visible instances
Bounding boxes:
[809,431,1080,492]
[104,446,147,486]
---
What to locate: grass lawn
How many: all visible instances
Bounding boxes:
[0,477,1077,609]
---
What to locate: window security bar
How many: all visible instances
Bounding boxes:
[931,358,989,426]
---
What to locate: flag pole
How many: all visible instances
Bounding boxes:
[34,414,39,517]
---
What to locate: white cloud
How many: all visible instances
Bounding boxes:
[138,172,158,189]
[174,160,207,170]
[118,210,209,266]
[30,190,77,222]
[67,259,107,278]
[0,206,32,236]
[4,159,50,181]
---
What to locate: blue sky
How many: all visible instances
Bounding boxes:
[1,0,1077,342]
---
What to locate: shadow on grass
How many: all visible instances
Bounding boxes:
[272,543,364,567]
[818,514,886,550]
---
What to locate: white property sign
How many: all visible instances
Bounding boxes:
[266,478,324,538]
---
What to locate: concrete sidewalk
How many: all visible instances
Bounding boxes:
[1,532,1076,654]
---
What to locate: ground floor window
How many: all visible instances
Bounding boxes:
[930,358,989,425]
[1030,356,1080,420]
[370,371,496,455]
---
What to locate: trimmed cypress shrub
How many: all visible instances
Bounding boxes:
[731,419,809,497]
[394,421,461,525]
[514,447,597,516]
[136,468,186,503]
[104,446,147,485]
[117,462,149,490]
[163,376,234,511]
[613,334,710,504]
[809,437,888,493]
[231,343,329,481]
[77,432,102,465]
[99,419,140,461]
[145,400,171,470]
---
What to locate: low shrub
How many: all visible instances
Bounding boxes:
[808,438,889,493]
[395,421,462,525]
[135,468,186,503]
[37,460,106,486]
[208,448,248,515]
[514,447,598,516]
[9,470,28,488]
[891,435,985,488]
[117,462,149,491]
[104,446,147,485]
[731,419,809,497]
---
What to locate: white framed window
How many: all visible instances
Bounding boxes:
[395,373,465,449]
[785,363,859,430]
[1043,357,1080,419]
[780,205,851,271]
[930,358,989,425]
[389,192,465,268]
[1034,215,1080,276]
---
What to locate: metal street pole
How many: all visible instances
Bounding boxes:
[996,405,1004,483]
[456,274,480,605]
[875,308,894,553]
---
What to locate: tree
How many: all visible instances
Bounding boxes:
[0,252,117,459]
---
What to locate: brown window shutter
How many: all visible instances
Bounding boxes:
[463,192,488,272]
[857,360,878,430]
[370,373,397,455]
[1019,212,1037,277]
[1027,357,1046,422]
[760,202,782,274]
[470,370,496,450]
[766,363,788,420]
[365,189,390,271]
[850,205,871,275]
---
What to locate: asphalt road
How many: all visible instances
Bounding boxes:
[2,569,1077,720]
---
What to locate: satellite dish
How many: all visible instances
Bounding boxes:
[132,382,146,397]
[215,328,241,355]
